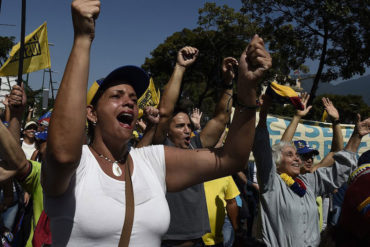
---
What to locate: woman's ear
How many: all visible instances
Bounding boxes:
[86,105,97,123]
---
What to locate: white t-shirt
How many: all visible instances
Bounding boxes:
[45,145,170,247]
[21,141,36,160]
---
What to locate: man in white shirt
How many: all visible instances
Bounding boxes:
[21,121,37,160]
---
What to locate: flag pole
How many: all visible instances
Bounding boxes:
[17,0,26,85]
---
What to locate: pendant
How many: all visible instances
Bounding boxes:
[112,161,122,177]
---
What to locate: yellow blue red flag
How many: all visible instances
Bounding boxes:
[266,80,304,110]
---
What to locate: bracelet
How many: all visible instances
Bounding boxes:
[236,100,259,112]
[332,119,340,125]
[223,91,233,97]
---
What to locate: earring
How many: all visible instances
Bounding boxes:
[92,121,97,126]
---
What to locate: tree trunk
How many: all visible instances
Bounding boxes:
[309,27,328,105]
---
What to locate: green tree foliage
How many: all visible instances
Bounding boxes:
[0,36,14,66]
[241,0,370,103]
[143,3,259,118]
[268,103,296,119]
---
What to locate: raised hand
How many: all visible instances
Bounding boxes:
[8,84,27,115]
[137,119,147,132]
[238,35,272,85]
[143,106,160,125]
[222,57,238,85]
[296,92,312,117]
[190,108,202,130]
[71,0,101,40]
[322,97,339,121]
[28,106,34,113]
[355,114,370,137]
[176,46,199,68]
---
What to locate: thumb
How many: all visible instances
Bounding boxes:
[254,67,266,78]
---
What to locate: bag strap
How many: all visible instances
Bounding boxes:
[118,156,135,247]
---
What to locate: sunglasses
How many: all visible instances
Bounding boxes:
[299,153,316,161]
[25,126,37,131]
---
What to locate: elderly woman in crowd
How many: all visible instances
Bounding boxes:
[253,95,370,246]
[36,0,272,246]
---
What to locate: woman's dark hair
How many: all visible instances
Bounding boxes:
[87,118,95,145]
[171,106,194,131]
[87,94,101,145]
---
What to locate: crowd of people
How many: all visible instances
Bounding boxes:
[0,0,369,246]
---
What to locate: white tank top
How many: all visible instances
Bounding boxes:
[45,145,170,246]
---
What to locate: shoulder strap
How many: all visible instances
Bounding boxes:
[118,156,135,247]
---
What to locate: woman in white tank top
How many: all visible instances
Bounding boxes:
[41,0,272,246]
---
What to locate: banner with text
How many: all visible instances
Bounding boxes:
[255,114,369,162]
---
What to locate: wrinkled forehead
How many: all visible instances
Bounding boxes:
[282,145,297,154]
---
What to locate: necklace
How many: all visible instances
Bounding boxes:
[280,173,307,197]
[90,146,125,177]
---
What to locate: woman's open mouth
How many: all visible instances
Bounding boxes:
[117,112,134,129]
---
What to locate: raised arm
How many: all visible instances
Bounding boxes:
[200,57,237,148]
[322,97,343,152]
[0,120,29,182]
[136,106,160,148]
[345,114,370,153]
[153,46,198,144]
[190,108,202,132]
[310,114,370,196]
[26,106,34,122]
[43,0,100,196]
[281,92,311,142]
[164,35,272,191]
[257,94,272,128]
[8,84,27,142]
[253,94,276,192]
[312,97,343,171]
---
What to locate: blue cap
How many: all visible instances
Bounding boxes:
[87,65,149,105]
[293,140,319,155]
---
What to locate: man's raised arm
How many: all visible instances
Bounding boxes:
[200,57,238,148]
[153,46,198,144]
